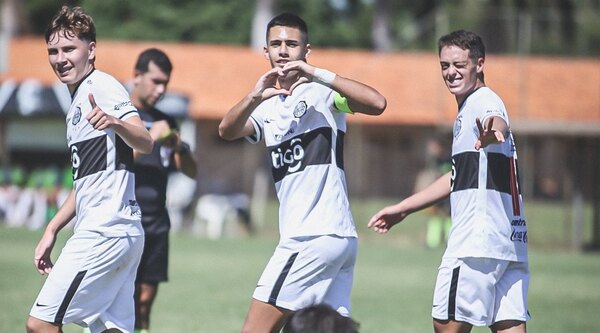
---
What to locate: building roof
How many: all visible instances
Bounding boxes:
[2,37,599,134]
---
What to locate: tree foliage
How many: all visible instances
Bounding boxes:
[20,0,600,56]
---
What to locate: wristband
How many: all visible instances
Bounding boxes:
[312,68,336,86]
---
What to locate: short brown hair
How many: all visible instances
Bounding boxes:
[45,5,96,44]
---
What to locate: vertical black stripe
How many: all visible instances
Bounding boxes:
[509,157,521,216]
[448,266,460,321]
[268,252,298,306]
[54,270,87,324]
[336,130,345,170]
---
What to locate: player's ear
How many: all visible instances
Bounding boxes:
[263,46,270,61]
[132,69,142,84]
[305,43,311,60]
[476,57,485,74]
[87,41,96,63]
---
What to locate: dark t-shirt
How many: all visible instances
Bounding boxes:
[134,106,178,234]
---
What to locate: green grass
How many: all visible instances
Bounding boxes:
[2,199,599,332]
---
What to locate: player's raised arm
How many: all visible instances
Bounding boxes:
[369,172,452,233]
[475,116,508,150]
[86,93,153,153]
[219,67,289,141]
[281,60,387,116]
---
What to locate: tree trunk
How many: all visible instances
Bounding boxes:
[251,0,274,51]
[372,0,392,52]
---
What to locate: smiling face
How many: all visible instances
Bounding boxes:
[264,25,310,73]
[439,45,484,105]
[47,31,95,91]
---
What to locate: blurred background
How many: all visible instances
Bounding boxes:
[1,0,599,251]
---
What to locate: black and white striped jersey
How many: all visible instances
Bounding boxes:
[66,69,143,237]
[247,82,357,239]
[447,87,528,262]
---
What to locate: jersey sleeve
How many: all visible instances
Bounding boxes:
[245,103,266,144]
[94,75,138,121]
[477,92,509,126]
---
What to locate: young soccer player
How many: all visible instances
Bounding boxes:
[26,5,153,333]
[368,30,529,333]
[219,12,386,333]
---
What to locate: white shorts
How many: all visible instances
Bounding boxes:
[30,230,144,333]
[253,235,357,316]
[432,257,530,326]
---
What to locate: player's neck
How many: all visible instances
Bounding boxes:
[278,73,300,91]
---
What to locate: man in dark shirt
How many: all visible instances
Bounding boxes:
[131,48,197,333]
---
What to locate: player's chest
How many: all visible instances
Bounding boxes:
[263,97,331,144]
[66,98,103,146]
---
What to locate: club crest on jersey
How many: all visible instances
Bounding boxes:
[293,101,307,118]
[453,114,462,138]
[72,105,82,125]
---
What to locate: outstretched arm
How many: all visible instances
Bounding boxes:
[281,61,387,116]
[475,116,508,150]
[368,172,452,233]
[86,93,153,153]
[219,67,289,141]
[34,189,76,275]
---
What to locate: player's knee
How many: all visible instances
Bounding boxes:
[25,317,39,333]
[26,316,58,333]
[490,320,526,332]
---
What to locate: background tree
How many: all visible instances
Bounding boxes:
[11,0,600,56]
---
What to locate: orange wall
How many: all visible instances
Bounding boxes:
[3,37,599,127]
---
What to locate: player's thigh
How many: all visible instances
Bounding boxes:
[322,236,357,317]
[33,233,143,327]
[30,232,103,325]
[493,261,530,325]
[94,255,142,333]
[432,257,507,327]
[253,235,356,312]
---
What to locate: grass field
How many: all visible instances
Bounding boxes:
[2,199,599,332]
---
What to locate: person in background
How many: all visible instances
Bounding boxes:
[413,137,452,249]
[26,5,152,333]
[130,48,197,333]
[282,304,359,333]
[368,30,529,333]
